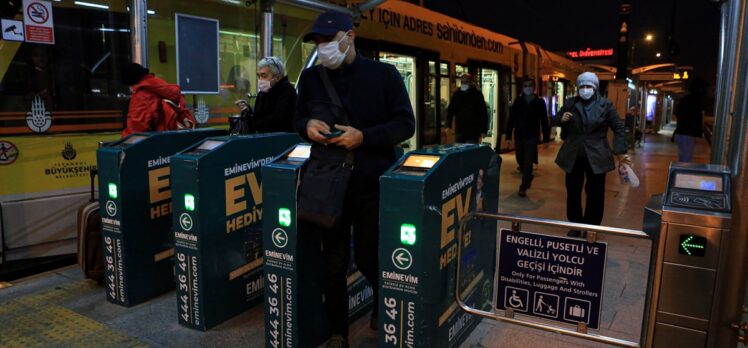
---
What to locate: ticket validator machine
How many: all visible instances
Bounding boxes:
[169,133,300,331]
[96,129,224,306]
[378,144,501,348]
[643,163,732,347]
[261,143,375,347]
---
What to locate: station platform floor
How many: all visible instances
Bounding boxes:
[0,127,710,348]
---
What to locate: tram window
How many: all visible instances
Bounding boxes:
[0,2,131,120]
[379,52,418,150]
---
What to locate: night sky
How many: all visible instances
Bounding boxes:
[423,0,721,87]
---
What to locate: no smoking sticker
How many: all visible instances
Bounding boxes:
[0,141,19,165]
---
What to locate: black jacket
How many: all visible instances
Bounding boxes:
[673,93,704,138]
[251,76,296,133]
[506,95,550,142]
[447,86,488,139]
[555,95,626,174]
[293,56,415,193]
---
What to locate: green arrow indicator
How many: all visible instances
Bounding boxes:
[679,235,706,256]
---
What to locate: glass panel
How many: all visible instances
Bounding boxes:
[440,62,449,76]
[379,52,418,150]
[0,1,131,135]
[423,60,438,146]
[480,68,499,148]
[147,0,263,126]
[455,64,468,88]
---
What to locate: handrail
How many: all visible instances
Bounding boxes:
[455,212,649,348]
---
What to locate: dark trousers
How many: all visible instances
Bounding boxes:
[457,133,480,144]
[565,156,607,225]
[321,191,379,337]
[515,138,538,189]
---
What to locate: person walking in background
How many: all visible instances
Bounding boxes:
[121,63,187,137]
[446,73,488,143]
[673,78,708,162]
[555,72,629,237]
[250,56,297,133]
[506,78,550,197]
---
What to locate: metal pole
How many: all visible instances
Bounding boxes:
[716,0,748,344]
[712,0,742,164]
[260,0,274,59]
[130,0,148,66]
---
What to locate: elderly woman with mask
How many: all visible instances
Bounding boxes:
[555,72,630,237]
[249,56,296,133]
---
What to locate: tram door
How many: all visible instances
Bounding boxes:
[479,68,500,149]
[379,52,418,150]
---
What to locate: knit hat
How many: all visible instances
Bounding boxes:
[577,72,599,90]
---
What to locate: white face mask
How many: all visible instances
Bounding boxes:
[318,34,350,69]
[258,79,271,93]
[579,87,595,100]
[460,84,469,91]
[523,87,534,95]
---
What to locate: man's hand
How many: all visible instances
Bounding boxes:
[306,119,331,144]
[561,112,573,123]
[330,124,364,150]
[617,154,632,167]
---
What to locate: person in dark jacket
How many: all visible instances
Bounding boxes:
[446,73,488,143]
[673,78,707,162]
[555,72,630,237]
[121,63,185,138]
[250,56,296,133]
[294,11,415,348]
[506,78,550,197]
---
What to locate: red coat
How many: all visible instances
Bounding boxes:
[122,74,185,137]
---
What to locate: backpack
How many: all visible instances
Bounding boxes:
[159,98,196,130]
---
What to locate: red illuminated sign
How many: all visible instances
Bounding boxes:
[567,48,614,59]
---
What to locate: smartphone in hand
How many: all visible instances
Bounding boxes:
[323,130,343,138]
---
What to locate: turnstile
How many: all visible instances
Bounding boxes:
[378,144,501,348]
[261,143,375,347]
[169,133,300,331]
[643,163,732,347]
[96,129,224,306]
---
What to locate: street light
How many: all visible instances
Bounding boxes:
[656,52,661,57]
[645,34,654,41]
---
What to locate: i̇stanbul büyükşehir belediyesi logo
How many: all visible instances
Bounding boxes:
[62,142,77,160]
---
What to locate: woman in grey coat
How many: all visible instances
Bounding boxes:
[555,72,630,236]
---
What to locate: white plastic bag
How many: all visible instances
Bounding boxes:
[618,163,640,188]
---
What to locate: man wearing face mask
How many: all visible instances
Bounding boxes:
[247,56,296,133]
[446,73,489,143]
[505,78,550,197]
[293,11,415,348]
[555,72,629,237]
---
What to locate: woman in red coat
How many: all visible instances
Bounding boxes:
[121,63,185,137]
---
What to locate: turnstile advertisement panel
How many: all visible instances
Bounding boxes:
[379,144,500,348]
[262,144,375,347]
[170,133,301,331]
[96,129,224,307]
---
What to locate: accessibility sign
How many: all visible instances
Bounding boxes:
[496,229,607,329]
[23,0,55,44]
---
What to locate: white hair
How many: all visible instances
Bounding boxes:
[258,56,286,78]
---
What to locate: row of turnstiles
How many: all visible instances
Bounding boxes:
[96,129,734,347]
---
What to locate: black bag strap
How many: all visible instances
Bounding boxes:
[317,65,355,167]
[318,65,350,126]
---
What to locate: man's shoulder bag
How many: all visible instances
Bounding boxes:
[297,66,354,229]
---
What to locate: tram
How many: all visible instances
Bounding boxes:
[0,0,583,271]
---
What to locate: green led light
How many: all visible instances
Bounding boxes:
[400,224,417,245]
[279,208,291,227]
[184,194,195,211]
[108,183,118,199]
[679,235,706,256]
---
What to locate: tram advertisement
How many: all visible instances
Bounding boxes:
[0,133,119,198]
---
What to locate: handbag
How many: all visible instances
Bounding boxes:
[296,66,355,229]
